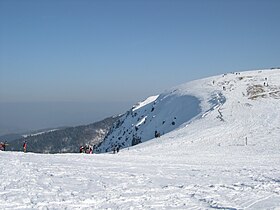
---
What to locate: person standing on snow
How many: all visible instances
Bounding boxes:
[23,141,27,153]
[3,141,7,151]
[79,145,84,153]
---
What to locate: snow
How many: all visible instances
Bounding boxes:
[1,69,280,209]
[132,95,159,111]
[22,129,59,138]
[135,116,147,127]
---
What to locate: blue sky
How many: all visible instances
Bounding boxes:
[0,0,280,133]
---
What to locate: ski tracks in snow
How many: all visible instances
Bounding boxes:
[1,151,280,209]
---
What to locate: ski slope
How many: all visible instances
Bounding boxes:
[1,69,280,209]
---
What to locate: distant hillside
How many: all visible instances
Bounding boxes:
[8,116,119,153]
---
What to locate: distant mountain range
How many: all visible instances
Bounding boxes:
[6,116,119,153]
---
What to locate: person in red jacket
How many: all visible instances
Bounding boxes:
[23,141,27,153]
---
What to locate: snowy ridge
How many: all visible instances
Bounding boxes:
[132,95,159,111]
[1,69,280,209]
[96,71,227,153]
[22,129,59,138]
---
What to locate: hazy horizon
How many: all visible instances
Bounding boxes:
[0,101,135,135]
[1,0,279,135]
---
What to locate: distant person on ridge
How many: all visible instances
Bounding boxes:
[23,141,27,153]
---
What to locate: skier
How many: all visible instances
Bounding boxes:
[79,146,84,153]
[23,141,27,153]
[116,145,120,153]
[3,141,7,151]
[85,144,89,154]
[155,131,160,138]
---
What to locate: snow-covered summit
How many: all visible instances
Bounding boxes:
[96,69,280,154]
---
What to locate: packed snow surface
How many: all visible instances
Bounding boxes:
[1,69,280,209]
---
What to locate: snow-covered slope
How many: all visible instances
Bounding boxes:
[97,69,280,153]
[96,92,203,152]
[1,69,280,209]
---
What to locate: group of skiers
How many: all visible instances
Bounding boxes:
[112,145,120,154]
[155,130,161,138]
[79,144,94,154]
[1,140,122,154]
[0,140,27,152]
